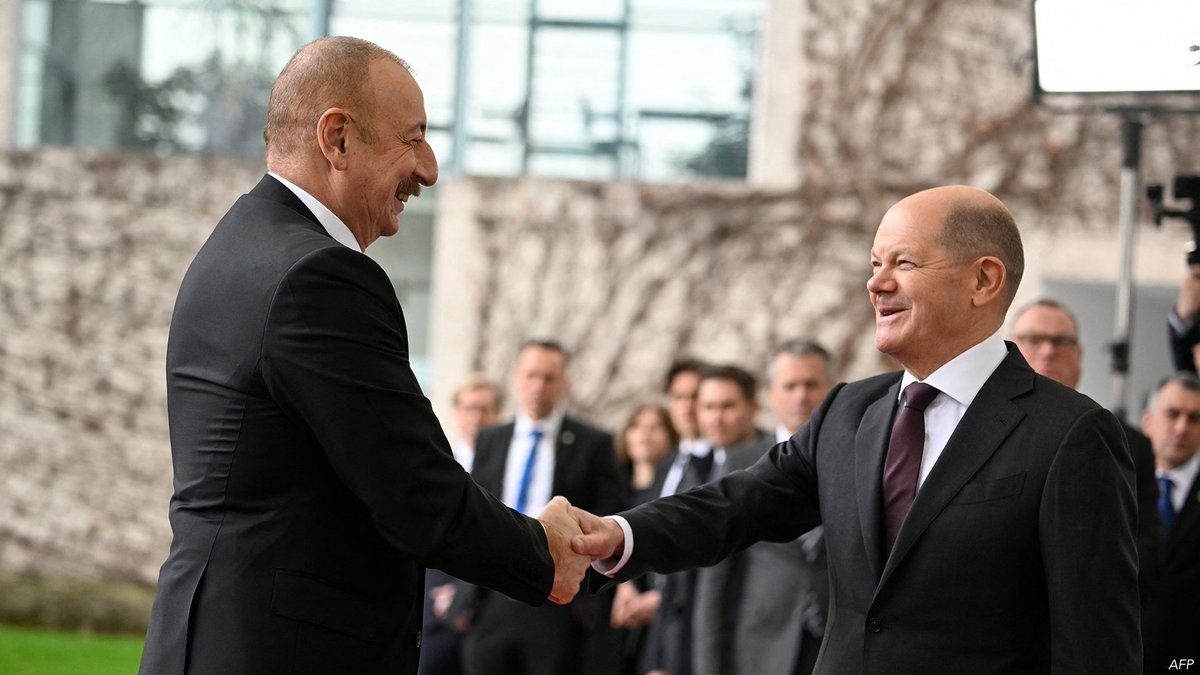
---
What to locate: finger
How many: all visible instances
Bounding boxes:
[571,531,617,559]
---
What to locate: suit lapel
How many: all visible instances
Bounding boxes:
[552,418,576,494]
[877,351,1032,590]
[1167,473,1200,554]
[856,379,901,583]
[476,424,515,496]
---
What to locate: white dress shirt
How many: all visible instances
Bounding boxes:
[776,425,792,444]
[502,407,564,515]
[267,171,362,252]
[452,442,475,473]
[1159,452,1200,514]
[658,437,714,498]
[597,330,1009,578]
[899,330,1008,488]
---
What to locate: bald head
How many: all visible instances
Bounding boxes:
[921,186,1024,308]
[868,186,1023,378]
[264,36,410,164]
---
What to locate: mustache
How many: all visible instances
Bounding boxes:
[398,179,422,199]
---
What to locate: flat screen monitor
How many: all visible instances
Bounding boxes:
[1034,0,1200,96]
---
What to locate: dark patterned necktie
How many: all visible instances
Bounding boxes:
[883,382,940,552]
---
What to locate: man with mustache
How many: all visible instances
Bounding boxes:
[139,36,588,675]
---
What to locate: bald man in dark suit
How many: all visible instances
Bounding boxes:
[573,186,1140,675]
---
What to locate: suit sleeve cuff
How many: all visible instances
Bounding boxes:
[1169,306,1194,335]
[590,515,634,578]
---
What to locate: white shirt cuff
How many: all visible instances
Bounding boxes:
[590,515,634,578]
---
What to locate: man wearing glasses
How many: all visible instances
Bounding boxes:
[1010,299,1162,600]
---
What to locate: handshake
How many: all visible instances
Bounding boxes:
[536,496,626,605]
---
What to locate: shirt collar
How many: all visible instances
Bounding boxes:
[899,329,1008,407]
[515,405,566,440]
[679,437,712,458]
[776,425,792,443]
[267,171,362,252]
[1161,451,1200,491]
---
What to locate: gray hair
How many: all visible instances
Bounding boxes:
[766,339,833,385]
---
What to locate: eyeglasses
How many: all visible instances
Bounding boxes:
[1013,333,1079,349]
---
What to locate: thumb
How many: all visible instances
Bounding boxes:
[571,531,609,558]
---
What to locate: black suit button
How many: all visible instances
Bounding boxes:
[867,617,883,633]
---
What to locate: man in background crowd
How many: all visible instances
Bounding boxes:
[420,374,504,675]
[692,341,834,675]
[448,375,504,472]
[1139,373,1200,674]
[647,364,768,675]
[1010,299,1162,598]
[455,340,626,675]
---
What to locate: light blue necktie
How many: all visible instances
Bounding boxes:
[1158,475,1176,536]
[515,429,543,514]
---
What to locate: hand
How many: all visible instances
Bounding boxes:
[1177,263,1200,321]
[537,496,589,605]
[610,581,637,627]
[611,582,660,628]
[624,588,660,627]
[569,505,625,562]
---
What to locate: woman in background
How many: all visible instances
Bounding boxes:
[611,404,678,675]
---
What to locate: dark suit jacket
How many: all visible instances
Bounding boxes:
[1168,319,1199,374]
[1142,469,1200,673]
[458,417,626,673]
[139,175,554,675]
[605,346,1141,675]
[455,417,626,620]
[1121,421,1163,602]
[470,418,626,525]
[692,430,827,675]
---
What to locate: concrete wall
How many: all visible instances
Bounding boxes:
[0,149,262,582]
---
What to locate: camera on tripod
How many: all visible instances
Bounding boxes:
[1146,175,1200,265]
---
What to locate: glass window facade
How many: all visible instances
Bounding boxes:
[14,0,761,180]
[12,0,762,385]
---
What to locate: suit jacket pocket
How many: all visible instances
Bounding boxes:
[271,569,378,641]
[950,472,1026,506]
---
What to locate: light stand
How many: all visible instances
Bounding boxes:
[1108,117,1142,422]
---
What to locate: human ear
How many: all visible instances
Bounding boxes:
[970,256,1007,307]
[315,108,352,170]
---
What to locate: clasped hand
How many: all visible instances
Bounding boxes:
[536,497,627,605]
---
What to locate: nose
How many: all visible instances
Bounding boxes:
[866,267,893,295]
[415,142,438,187]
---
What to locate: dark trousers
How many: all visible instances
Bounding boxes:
[462,595,582,675]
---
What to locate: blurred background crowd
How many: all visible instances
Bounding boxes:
[2,0,1200,673]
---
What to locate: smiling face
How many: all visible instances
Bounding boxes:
[331,60,438,248]
[867,193,987,378]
